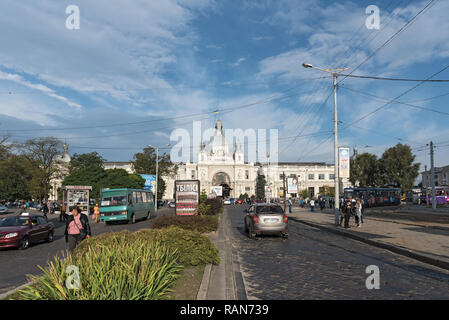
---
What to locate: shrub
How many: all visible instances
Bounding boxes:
[150,215,218,233]
[203,198,223,215]
[16,240,181,300]
[134,227,220,266]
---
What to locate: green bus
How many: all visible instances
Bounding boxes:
[99,188,155,224]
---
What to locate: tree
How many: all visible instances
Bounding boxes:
[319,186,335,197]
[20,137,64,202]
[96,169,145,196]
[62,165,107,199]
[132,146,177,200]
[350,153,383,187]
[0,155,32,201]
[298,188,310,199]
[255,173,266,199]
[69,152,105,173]
[379,143,420,190]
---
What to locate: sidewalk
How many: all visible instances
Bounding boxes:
[289,207,449,270]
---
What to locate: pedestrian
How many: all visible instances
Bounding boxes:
[60,203,66,222]
[94,203,100,223]
[300,198,304,208]
[65,206,91,252]
[344,200,353,228]
[361,198,365,224]
[355,199,362,227]
[50,201,55,215]
[287,198,292,213]
[42,202,49,218]
[310,198,315,212]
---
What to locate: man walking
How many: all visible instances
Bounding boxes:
[310,198,315,212]
[287,198,292,213]
[361,198,365,224]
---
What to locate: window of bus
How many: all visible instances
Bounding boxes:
[146,192,153,203]
[142,192,147,203]
[102,193,128,206]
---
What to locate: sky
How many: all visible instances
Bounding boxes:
[0,0,449,178]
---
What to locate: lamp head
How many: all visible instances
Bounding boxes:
[302,63,313,68]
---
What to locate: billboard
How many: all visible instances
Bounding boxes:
[211,186,223,197]
[175,180,200,215]
[287,177,298,194]
[139,174,156,192]
[339,147,350,178]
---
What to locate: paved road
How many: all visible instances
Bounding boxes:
[0,207,174,294]
[227,205,449,299]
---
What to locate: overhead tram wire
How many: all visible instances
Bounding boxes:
[283,0,410,160]
[339,74,449,82]
[68,130,334,152]
[2,82,326,134]
[341,63,449,130]
[340,86,449,117]
[337,0,439,86]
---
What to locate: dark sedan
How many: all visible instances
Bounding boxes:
[0,213,55,250]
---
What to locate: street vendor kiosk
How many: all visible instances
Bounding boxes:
[61,185,92,215]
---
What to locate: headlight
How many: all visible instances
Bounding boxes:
[5,232,18,238]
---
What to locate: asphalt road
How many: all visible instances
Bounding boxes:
[0,207,174,295]
[227,205,449,299]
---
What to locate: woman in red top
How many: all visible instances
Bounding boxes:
[64,206,91,252]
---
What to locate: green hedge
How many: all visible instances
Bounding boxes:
[150,215,218,233]
[16,239,181,300]
[14,227,219,300]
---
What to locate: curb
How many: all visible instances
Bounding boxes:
[196,264,212,300]
[290,217,449,272]
[0,280,34,300]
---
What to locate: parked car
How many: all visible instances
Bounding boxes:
[0,205,8,214]
[243,203,288,239]
[236,199,243,204]
[157,200,165,208]
[223,199,231,205]
[168,201,176,208]
[0,212,55,249]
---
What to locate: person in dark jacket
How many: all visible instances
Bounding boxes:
[65,206,91,252]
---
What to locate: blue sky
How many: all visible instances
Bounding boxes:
[0,0,449,176]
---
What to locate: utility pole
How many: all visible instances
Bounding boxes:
[302,63,348,225]
[283,171,287,212]
[430,141,436,211]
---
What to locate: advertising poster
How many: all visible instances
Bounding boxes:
[211,186,223,197]
[175,180,200,215]
[339,147,350,178]
[287,177,298,194]
[140,174,156,192]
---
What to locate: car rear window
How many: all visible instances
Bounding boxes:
[256,206,284,214]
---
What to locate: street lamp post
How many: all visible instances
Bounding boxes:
[149,144,170,213]
[302,63,348,226]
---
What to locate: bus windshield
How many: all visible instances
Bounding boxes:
[101,192,128,207]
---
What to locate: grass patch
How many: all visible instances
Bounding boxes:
[150,215,219,233]
[169,264,206,300]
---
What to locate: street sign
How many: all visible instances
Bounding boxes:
[175,180,200,215]
[339,147,350,178]
[139,174,156,192]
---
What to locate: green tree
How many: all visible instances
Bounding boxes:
[69,152,105,173]
[132,146,177,200]
[379,143,420,190]
[350,153,383,187]
[0,155,32,201]
[20,137,64,202]
[96,169,145,196]
[62,165,107,199]
[319,186,335,197]
[255,173,266,199]
[298,188,310,199]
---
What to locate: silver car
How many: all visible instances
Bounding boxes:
[0,205,8,214]
[244,203,288,239]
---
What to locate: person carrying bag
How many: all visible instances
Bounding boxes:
[65,206,91,252]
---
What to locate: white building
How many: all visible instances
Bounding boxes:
[49,143,71,201]
[421,165,449,187]
[103,120,351,200]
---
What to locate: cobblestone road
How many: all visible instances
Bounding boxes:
[227,205,449,299]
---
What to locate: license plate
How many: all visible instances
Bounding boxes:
[110,217,116,220]
[264,218,279,223]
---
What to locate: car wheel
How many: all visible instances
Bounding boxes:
[146,211,151,220]
[130,214,136,224]
[282,232,289,239]
[19,236,29,250]
[47,231,54,242]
